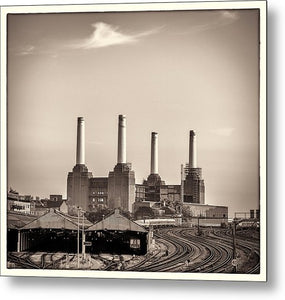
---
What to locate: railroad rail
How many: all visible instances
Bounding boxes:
[127,227,259,273]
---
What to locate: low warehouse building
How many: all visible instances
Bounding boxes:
[17,209,91,253]
[7,212,37,252]
[183,203,228,226]
[86,209,148,255]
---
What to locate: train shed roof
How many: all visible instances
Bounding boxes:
[8,211,38,229]
[21,209,81,230]
[87,209,147,233]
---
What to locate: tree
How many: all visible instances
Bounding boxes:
[85,208,112,223]
[134,207,154,220]
[182,206,193,219]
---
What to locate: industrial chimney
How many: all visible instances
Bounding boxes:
[150,132,158,174]
[189,130,197,168]
[67,117,92,211]
[108,114,136,213]
[117,115,126,164]
[76,117,85,165]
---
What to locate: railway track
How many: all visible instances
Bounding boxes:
[128,228,199,272]
[8,252,68,269]
[124,239,170,271]
[180,229,233,273]
[128,227,259,274]
[208,228,260,273]
[8,252,40,269]
[7,227,260,274]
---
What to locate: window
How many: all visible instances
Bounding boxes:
[130,239,141,249]
[98,198,104,203]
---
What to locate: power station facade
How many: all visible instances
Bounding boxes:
[67,115,205,213]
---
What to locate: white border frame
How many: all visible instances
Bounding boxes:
[0,1,267,281]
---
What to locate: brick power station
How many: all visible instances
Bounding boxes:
[67,116,212,214]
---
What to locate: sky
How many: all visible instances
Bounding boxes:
[7,8,260,217]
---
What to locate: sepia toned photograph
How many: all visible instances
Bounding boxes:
[0,1,266,281]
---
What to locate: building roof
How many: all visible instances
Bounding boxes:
[46,200,64,208]
[87,209,147,233]
[183,203,228,209]
[55,210,93,228]
[8,212,38,229]
[33,199,66,208]
[21,209,80,230]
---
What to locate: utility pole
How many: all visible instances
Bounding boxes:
[148,225,153,253]
[77,206,80,269]
[197,217,200,235]
[17,230,21,252]
[232,221,237,273]
[180,164,184,204]
[82,210,86,261]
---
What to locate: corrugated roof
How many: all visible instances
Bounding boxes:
[87,209,147,233]
[8,212,38,229]
[21,209,79,230]
[55,210,93,228]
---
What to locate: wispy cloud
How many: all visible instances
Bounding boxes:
[11,44,60,58]
[220,11,239,21]
[178,10,239,35]
[15,45,35,56]
[69,22,162,49]
[211,127,235,137]
[11,21,160,57]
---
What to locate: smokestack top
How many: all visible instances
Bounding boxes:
[76,116,85,165]
[189,129,197,168]
[117,114,127,164]
[150,131,158,174]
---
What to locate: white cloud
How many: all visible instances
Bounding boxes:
[211,127,235,137]
[70,22,161,49]
[16,45,35,56]
[221,11,239,21]
[177,10,239,35]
